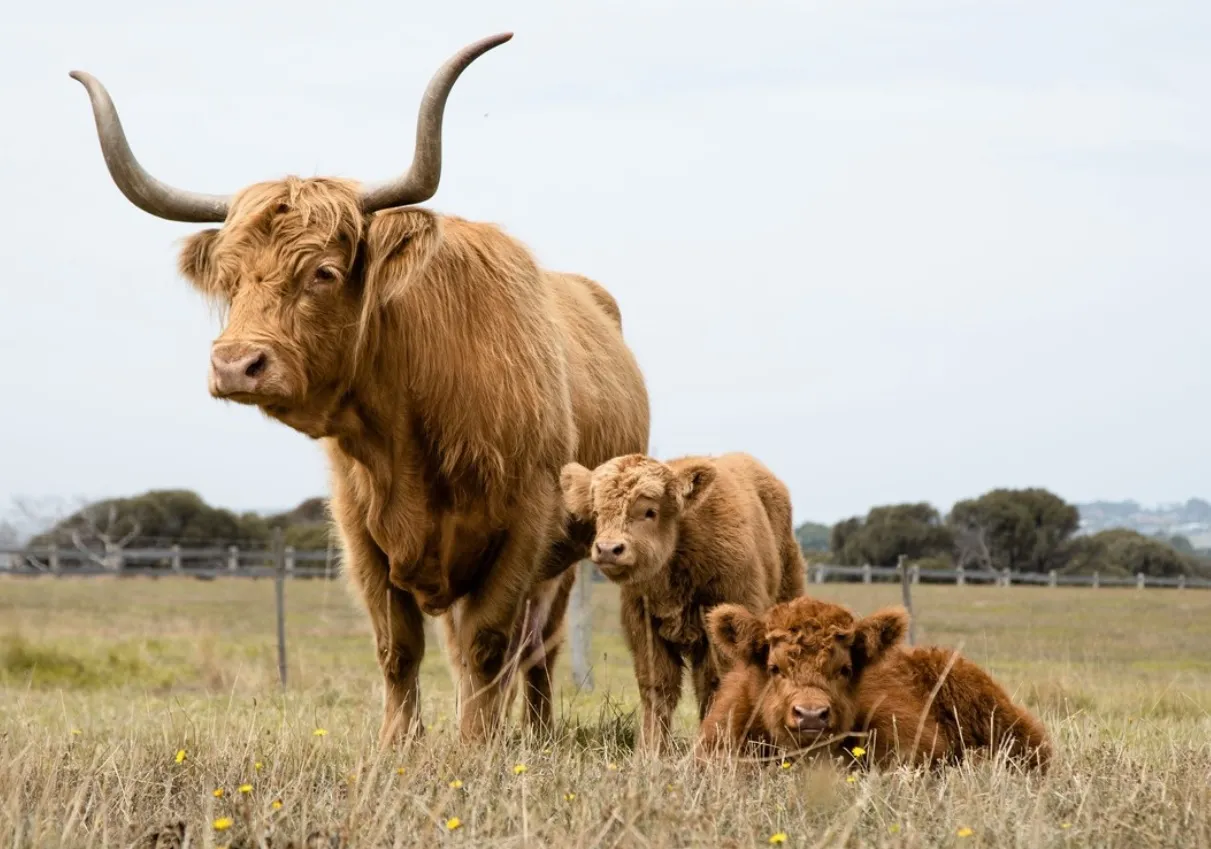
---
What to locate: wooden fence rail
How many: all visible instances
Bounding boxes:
[2,545,1208,589]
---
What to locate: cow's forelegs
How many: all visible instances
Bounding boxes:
[521,569,575,735]
[452,502,554,742]
[342,522,426,747]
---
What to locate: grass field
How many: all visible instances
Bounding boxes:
[2,576,1210,848]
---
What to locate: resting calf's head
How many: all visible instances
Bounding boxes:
[707,597,909,750]
[559,454,716,584]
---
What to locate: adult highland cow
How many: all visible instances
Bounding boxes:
[69,33,650,744]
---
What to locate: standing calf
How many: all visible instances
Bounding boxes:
[560,452,807,751]
[698,596,1051,771]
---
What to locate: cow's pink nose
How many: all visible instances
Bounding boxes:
[210,343,270,395]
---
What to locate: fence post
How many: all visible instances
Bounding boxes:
[49,542,60,576]
[956,565,966,586]
[227,545,239,573]
[172,544,182,574]
[1092,571,1100,589]
[569,559,594,691]
[862,564,872,585]
[814,564,825,584]
[1001,567,1010,588]
[911,564,920,585]
[1048,569,1057,588]
[273,528,287,688]
[1178,574,1186,591]
[284,545,295,576]
[898,556,915,646]
[1136,572,1144,590]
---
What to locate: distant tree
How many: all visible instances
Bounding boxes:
[829,503,953,567]
[1168,535,1195,555]
[1061,529,1194,578]
[795,521,831,553]
[948,488,1078,573]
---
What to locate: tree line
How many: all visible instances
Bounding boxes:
[796,488,1211,579]
[10,486,1211,580]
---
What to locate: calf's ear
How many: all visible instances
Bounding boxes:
[851,606,909,671]
[676,461,717,509]
[559,463,594,520]
[707,604,767,666]
[178,229,222,297]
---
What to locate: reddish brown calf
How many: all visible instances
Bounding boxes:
[697,597,1051,771]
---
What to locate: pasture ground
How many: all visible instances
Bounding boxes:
[1,576,1209,848]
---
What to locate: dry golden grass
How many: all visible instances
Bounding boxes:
[2,576,1209,848]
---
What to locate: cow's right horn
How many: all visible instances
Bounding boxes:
[69,71,231,223]
[359,32,513,214]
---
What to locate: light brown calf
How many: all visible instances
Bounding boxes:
[560,452,807,751]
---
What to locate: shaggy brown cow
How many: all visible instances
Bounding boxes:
[559,452,807,751]
[698,597,1051,771]
[70,33,650,744]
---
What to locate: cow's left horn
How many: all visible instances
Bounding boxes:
[359,32,513,214]
[69,71,231,223]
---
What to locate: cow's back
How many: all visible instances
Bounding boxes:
[547,271,649,467]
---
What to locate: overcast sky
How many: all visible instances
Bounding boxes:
[1,0,1208,526]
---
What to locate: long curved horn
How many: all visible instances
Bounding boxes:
[359,32,513,214]
[69,72,231,223]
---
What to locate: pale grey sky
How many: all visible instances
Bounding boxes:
[1,0,1208,525]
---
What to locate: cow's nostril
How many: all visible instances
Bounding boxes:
[611,543,626,556]
[244,353,267,378]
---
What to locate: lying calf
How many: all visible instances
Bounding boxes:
[697,596,1051,771]
[560,452,807,751]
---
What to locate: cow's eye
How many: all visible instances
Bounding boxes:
[839,663,853,678]
[644,508,657,520]
[313,265,338,283]
[768,664,781,676]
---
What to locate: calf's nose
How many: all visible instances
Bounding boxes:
[792,704,830,731]
[593,540,628,565]
[210,343,270,395]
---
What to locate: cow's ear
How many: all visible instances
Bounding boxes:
[178,229,222,297]
[362,208,441,308]
[851,606,909,672]
[559,463,594,520]
[707,604,767,666]
[676,461,717,510]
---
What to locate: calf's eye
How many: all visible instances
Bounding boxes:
[313,266,338,283]
[644,509,657,520]
[768,664,781,676]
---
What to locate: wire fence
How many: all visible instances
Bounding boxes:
[5,542,1208,692]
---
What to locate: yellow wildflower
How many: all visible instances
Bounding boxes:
[174,749,187,764]
[446,817,462,831]
[271,799,283,811]
[889,824,902,834]
[254,761,263,771]
[449,779,463,789]
[851,746,866,757]
[213,817,233,831]
[396,767,406,775]
[846,774,857,784]
[780,760,792,770]
[313,728,328,737]
[70,728,82,736]
[212,788,224,798]
[564,792,576,802]
[957,827,974,838]
[607,762,618,771]
[513,764,528,775]
[769,833,788,845]
[1061,823,1072,830]
[239,784,253,794]
[542,747,551,755]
